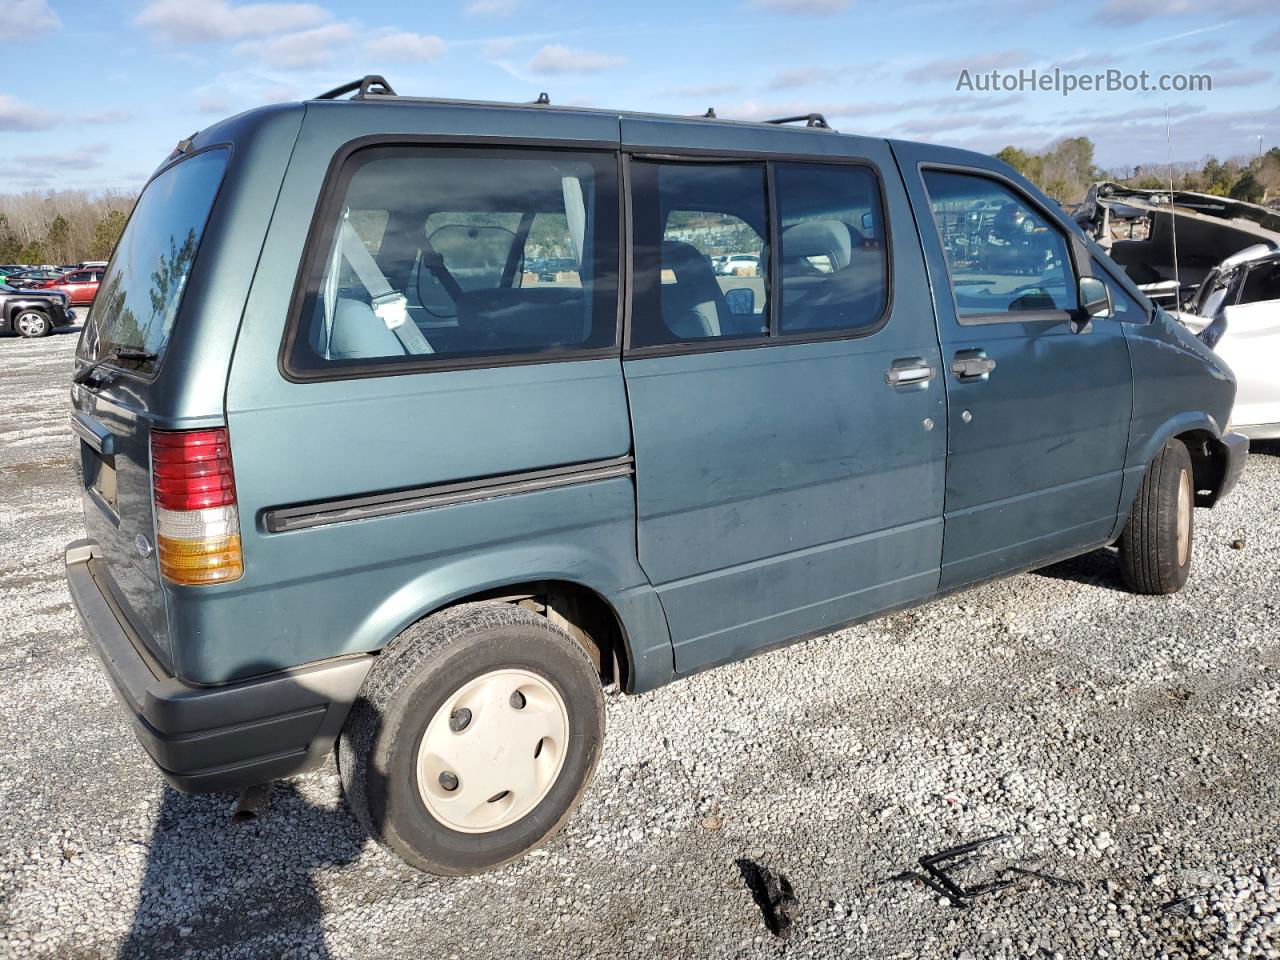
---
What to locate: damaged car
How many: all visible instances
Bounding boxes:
[1074,181,1280,308]
[1077,182,1280,438]
[1179,244,1280,440]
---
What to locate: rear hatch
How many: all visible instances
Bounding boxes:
[72,148,230,671]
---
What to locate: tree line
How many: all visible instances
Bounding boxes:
[995,138,1280,206]
[0,190,136,266]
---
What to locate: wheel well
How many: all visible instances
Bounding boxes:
[1175,429,1228,507]
[436,581,630,690]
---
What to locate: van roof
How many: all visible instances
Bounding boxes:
[175,75,1002,184]
[307,74,841,134]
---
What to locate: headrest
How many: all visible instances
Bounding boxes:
[782,220,853,271]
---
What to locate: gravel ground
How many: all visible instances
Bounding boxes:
[1,324,1278,959]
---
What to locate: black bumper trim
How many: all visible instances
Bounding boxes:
[66,539,373,793]
[1214,431,1249,505]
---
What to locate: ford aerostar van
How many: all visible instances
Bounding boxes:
[66,76,1247,875]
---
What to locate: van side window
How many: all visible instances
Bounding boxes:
[776,163,888,334]
[923,170,1077,320]
[630,161,770,347]
[287,147,619,373]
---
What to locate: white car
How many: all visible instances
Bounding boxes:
[1177,244,1280,440]
[715,253,760,277]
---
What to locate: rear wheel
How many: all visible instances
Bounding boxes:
[339,602,605,875]
[1118,438,1194,594]
[15,309,51,338]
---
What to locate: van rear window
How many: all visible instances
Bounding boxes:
[78,148,229,377]
[285,146,620,375]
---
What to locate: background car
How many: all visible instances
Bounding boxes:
[0,281,74,337]
[4,268,63,289]
[714,253,761,276]
[39,267,103,306]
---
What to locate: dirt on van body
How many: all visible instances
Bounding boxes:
[1,327,1278,960]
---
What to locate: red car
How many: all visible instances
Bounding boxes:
[40,268,104,306]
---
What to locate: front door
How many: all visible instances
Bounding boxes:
[621,119,947,674]
[895,145,1133,590]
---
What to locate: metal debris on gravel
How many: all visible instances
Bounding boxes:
[1,327,1279,959]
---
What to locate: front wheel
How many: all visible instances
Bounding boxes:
[339,602,605,875]
[1118,438,1194,595]
[15,309,51,338]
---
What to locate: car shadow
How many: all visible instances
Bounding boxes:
[1249,439,1280,458]
[118,781,367,959]
[1032,546,1128,592]
[117,677,392,959]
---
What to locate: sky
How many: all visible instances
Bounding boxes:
[1,0,1277,194]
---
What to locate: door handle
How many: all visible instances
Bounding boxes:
[950,351,996,381]
[885,360,935,387]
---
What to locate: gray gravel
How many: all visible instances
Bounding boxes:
[1,326,1278,959]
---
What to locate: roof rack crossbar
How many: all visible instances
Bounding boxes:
[764,113,833,130]
[315,75,397,101]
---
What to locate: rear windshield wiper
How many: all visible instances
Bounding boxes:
[73,346,157,385]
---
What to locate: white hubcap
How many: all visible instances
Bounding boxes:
[1176,467,1192,567]
[17,312,45,335]
[416,668,569,834]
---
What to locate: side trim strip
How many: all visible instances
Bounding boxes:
[263,456,635,533]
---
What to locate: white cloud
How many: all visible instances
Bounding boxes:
[1213,69,1272,88]
[1094,0,1271,21]
[0,94,57,132]
[661,82,741,98]
[905,49,1029,84]
[196,90,234,114]
[768,67,839,89]
[10,145,108,172]
[527,44,625,74]
[747,0,853,13]
[134,0,331,43]
[364,31,447,63]
[1,0,59,32]
[465,0,522,15]
[81,109,133,124]
[235,23,353,69]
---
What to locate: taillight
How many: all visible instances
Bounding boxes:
[151,428,243,585]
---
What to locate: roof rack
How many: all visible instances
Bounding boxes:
[315,75,397,101]
[307,77,841,133]
[764,113,833,130]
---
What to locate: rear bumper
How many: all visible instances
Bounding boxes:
[1215,430,1250,503]
[65,539,372,793]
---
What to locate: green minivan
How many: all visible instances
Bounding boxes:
[66,77,1246,874]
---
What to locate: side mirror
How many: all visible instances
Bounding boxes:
[1073,275,1111,333]
[724,286,755,316]
[1079,276,1112,318]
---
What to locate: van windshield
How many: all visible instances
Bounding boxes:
[78,148,228,376]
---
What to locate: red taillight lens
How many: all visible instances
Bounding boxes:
[152,430,236,510]
[151,428,243,585]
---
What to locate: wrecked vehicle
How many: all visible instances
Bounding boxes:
[1077,183,1280,438]
[1074,181,1280,308]
[65,78,1246,877]
[1180,245,1280,440]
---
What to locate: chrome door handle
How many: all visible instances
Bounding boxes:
[885,361,935,386]
[950,352,996,380]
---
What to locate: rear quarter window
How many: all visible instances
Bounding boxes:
[285,146,620,377]
[79,148,229,377]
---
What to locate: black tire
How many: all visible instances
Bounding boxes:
[1118,438,1194,595]
[339,602,605,875]
[14,309,51,338]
